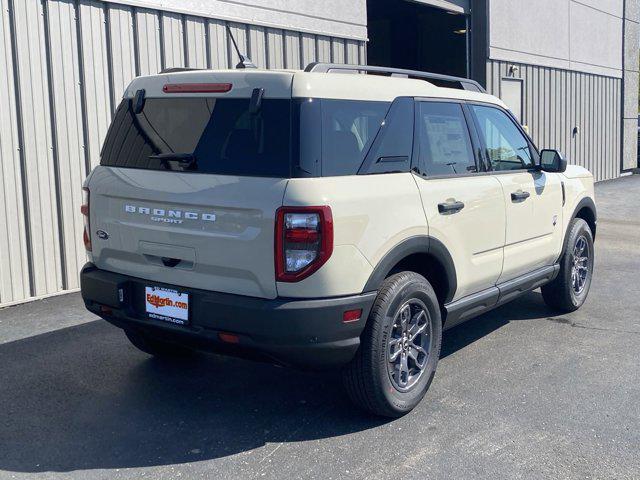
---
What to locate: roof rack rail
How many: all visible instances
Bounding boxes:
[159,67,204,74]
[304,63,486,93]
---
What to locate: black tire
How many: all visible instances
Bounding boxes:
[541,218,594,313]
[343,272,442,417]
[125,329,194,358]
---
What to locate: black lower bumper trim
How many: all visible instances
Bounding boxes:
[80,263,376,369]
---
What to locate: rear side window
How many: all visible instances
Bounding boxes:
[416,102,477,176]
[361,97,414,175]
[317,100,390,176]
[100,97,292,177]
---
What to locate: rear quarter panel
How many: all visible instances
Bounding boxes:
[278,173,428,298]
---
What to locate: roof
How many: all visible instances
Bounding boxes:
[124,68,506,108]
[291,72,504,105]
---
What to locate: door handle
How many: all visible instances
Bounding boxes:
[511,190,531,202]
[438,200,465,215]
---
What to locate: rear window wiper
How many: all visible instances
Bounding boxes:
[149,153,197,171]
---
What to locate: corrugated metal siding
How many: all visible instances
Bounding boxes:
[135,9,161,76]
[248,25,266,68]
[0,0,30,304]
[0,0,365,308]
[301,33,316,66]
[107,4,136,108]
[79,0,111,169]
[161,11,184,69]
[12,0,62,297]
[266,28,284,69]
[317,36,332,62]
[207,19,228,69]
[283,31,300,69]
[331,37,345,64]
[486,60,621,182]
[185,16,207,69]
[47,0,86,291]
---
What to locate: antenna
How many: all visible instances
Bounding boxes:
[225,25,257,69]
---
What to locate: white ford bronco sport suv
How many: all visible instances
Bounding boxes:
[80,63,596,417]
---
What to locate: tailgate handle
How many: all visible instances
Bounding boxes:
[161,257,182,268]
[140,242,195,269]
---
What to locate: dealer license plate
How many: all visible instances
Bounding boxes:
[144,286,189,325]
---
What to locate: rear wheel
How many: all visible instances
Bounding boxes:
[542,218,594,312]
[125,329,194,358]
[343,272,442,417]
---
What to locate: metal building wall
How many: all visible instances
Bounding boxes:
[486,60,622,183]
[0,0,365,308]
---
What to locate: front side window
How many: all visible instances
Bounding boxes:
[416,102,477,176]
[471,105,534,171]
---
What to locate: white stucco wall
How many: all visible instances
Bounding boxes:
[489,0,624,78]
[102,0,368,39]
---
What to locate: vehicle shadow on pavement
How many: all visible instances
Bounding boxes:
[0,290,556,474]
[441,290,559,358]
[0,320,387,473]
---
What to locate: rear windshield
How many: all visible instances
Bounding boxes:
[100,97,292,177]
[100,96,396,178]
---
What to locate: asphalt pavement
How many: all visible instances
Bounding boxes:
[1,175,639,479]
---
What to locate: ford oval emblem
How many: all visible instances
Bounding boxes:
[96,229,109,240]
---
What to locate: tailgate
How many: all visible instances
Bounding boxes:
[88,167,287,299]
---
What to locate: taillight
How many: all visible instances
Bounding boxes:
[81,187,91,252]
[275,206,333,282]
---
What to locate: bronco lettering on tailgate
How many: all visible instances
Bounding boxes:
[124,204,216,225]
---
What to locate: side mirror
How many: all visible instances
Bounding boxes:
[539,149,567,173]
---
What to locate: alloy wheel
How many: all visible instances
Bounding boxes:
[571,235,590,295]
[387,299,433,392]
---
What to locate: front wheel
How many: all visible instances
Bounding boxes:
[343,272,442,417]
[542,218,594,312]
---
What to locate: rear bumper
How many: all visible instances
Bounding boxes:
[80,263,375,369]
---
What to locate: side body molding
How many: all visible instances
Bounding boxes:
[443,264,560,330]
[362,236,457,303]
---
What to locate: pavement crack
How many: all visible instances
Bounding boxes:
[258,441,285,464]
[250,393,330,479]
[546,317,640,336]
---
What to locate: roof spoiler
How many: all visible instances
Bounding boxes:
[304,63,486,93]
[159,67,203,74]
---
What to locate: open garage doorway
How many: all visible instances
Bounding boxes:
[367,0,469,78]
